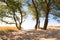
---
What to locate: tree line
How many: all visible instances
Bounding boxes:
[0,0,60,30]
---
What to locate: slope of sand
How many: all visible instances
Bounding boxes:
[0,26,60,40]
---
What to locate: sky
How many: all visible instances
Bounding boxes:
[22,14,60,29]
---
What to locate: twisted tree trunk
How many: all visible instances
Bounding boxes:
[32,0,40,30]
[43,0,51,30]
[18,7,23,30]
[13,12,20,30]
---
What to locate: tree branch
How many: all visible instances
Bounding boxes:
[5,15,13,18]
[0,19,15,24]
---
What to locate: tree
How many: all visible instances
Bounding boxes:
[53,0,60,10]
[24,0,41,30]
[0,1,14,24]
[43,0,60,30]
[32,0,39,29]
[43,0,51,30]
[32,0,41,29]
[0,0,27,30]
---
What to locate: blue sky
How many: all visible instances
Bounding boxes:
[21,14,60,29]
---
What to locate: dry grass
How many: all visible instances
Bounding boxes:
[47,26,60,30]
[0,26,19,35]
[0,26,60,32]
[0,26,18,32]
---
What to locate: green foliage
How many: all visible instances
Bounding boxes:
[53,0,60,10]
[0,0,27,25]
[0,4,7,18]
[27,0,42,20]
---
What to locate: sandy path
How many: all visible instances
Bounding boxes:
[0,29,60,40]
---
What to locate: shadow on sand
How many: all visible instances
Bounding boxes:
[0,29,60,40]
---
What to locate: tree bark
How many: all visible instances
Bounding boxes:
[32,0,40,30]
[18,7,23,30]
[43,0,50,30]
[38,19,40,28]
[13,12,20,30]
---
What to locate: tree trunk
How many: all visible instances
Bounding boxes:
[3,0,22,30]
[38,19,40,28]
[32,0,40,30]
[13,12,20,30]
[43,12,49,30]
[43,0,50,30]
[18,7,23,30]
